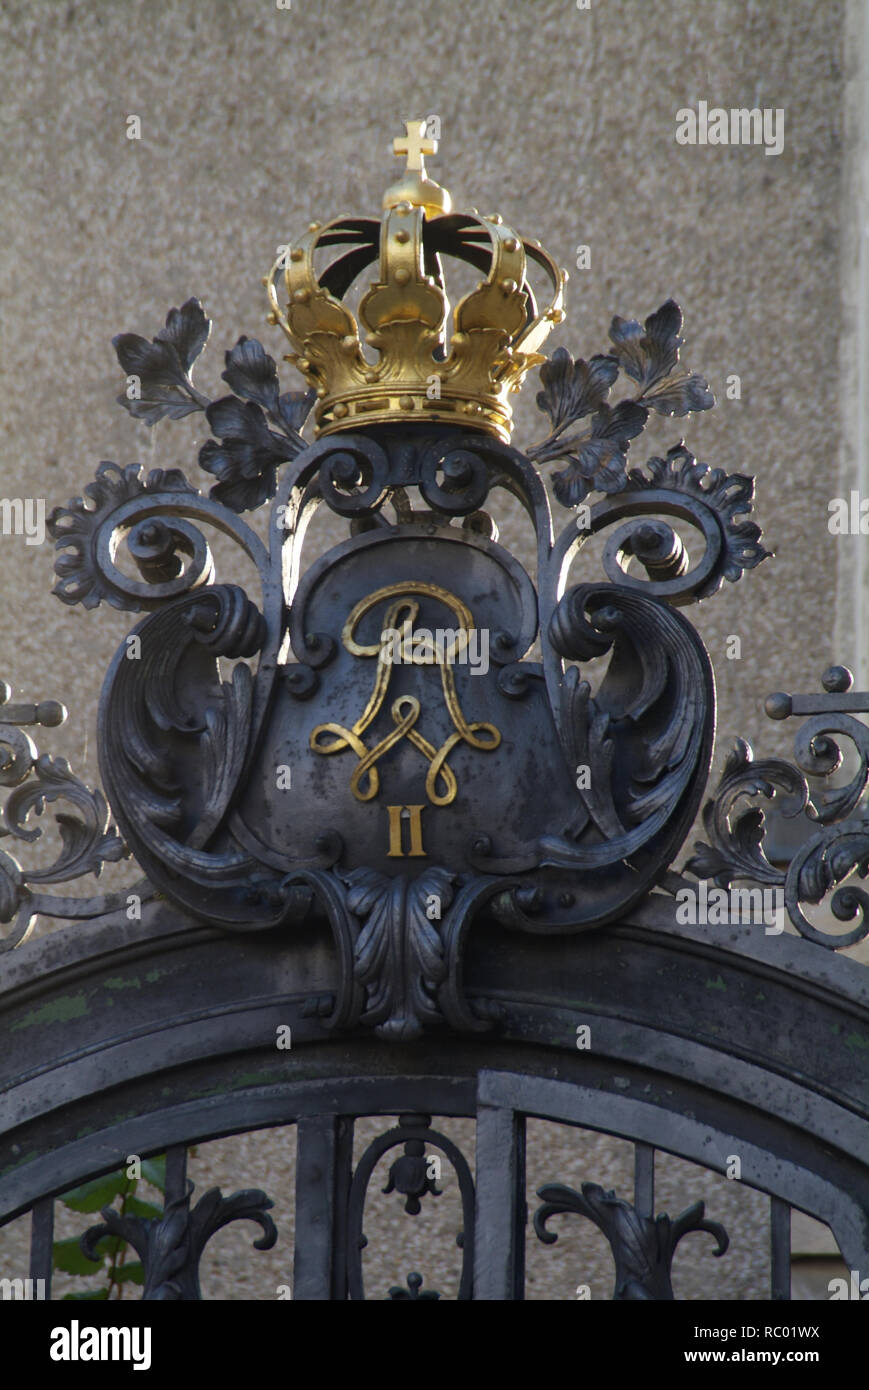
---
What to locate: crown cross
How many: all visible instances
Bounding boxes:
[382,118,449,216]
[393,119,437,174]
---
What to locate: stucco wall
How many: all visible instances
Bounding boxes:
[0,0,856,1299]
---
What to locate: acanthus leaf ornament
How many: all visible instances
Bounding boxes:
[80,1180,277,1301]
[17,122,790,1035]
[113,298,212,425]
[199,337,315,513]
[528,299,715,505]
[534,1180,729,1301]
[343,865,455,1040]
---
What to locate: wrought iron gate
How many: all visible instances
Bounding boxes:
[1,121,867,1300]
[1,883,867,1299]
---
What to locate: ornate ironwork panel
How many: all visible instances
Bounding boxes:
[0,121,867,1302]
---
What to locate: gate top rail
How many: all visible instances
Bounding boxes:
[1,885,867,1224]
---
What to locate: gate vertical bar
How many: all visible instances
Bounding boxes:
[770,1197,791,1300]
[165,1145,188,1203]
[29,1196,53,1300]
[633,1142,655,1218]
[473,1104,526,1300]
[330,1117,354,1300]
[294,1115,353,1300]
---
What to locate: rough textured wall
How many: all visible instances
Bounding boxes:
[0,0,851,1299]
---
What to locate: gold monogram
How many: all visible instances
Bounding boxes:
[309,582,500,806]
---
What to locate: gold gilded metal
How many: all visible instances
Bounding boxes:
[386,804,426,858]
[264,120,565,442]
[383,119,452,217]
[309,582,501,806]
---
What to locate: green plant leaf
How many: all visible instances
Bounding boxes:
[141,1156,167,1191]
[56,1172,128,1213]
[62,1288,110,1300]
[113,1261,145,1286]
[52,1237,103,1276]
[123,1195,164,1220]
[91,1233,127,1260]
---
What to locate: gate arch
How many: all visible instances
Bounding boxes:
[2,892,866,1299]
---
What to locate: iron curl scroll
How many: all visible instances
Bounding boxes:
[48,461,269,614]
[686,665,869,949]
[534,1180,729,1301]
[541,447,770,630]
[0,680,147,952]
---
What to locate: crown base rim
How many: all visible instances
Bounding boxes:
[315,393,513,443]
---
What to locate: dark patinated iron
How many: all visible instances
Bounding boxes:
[0,127,867,1301]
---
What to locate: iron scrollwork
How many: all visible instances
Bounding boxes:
[534,1181,729,1301]
[686,665,869,948]
[347,1114,474,1300]
[24,283,773,1031]
[387,1272,441,1300]
[14,110,785,1039]
[0,681,146,953]
[81,1179,277,1301]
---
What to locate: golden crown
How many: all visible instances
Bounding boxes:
[264,120,567,442]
